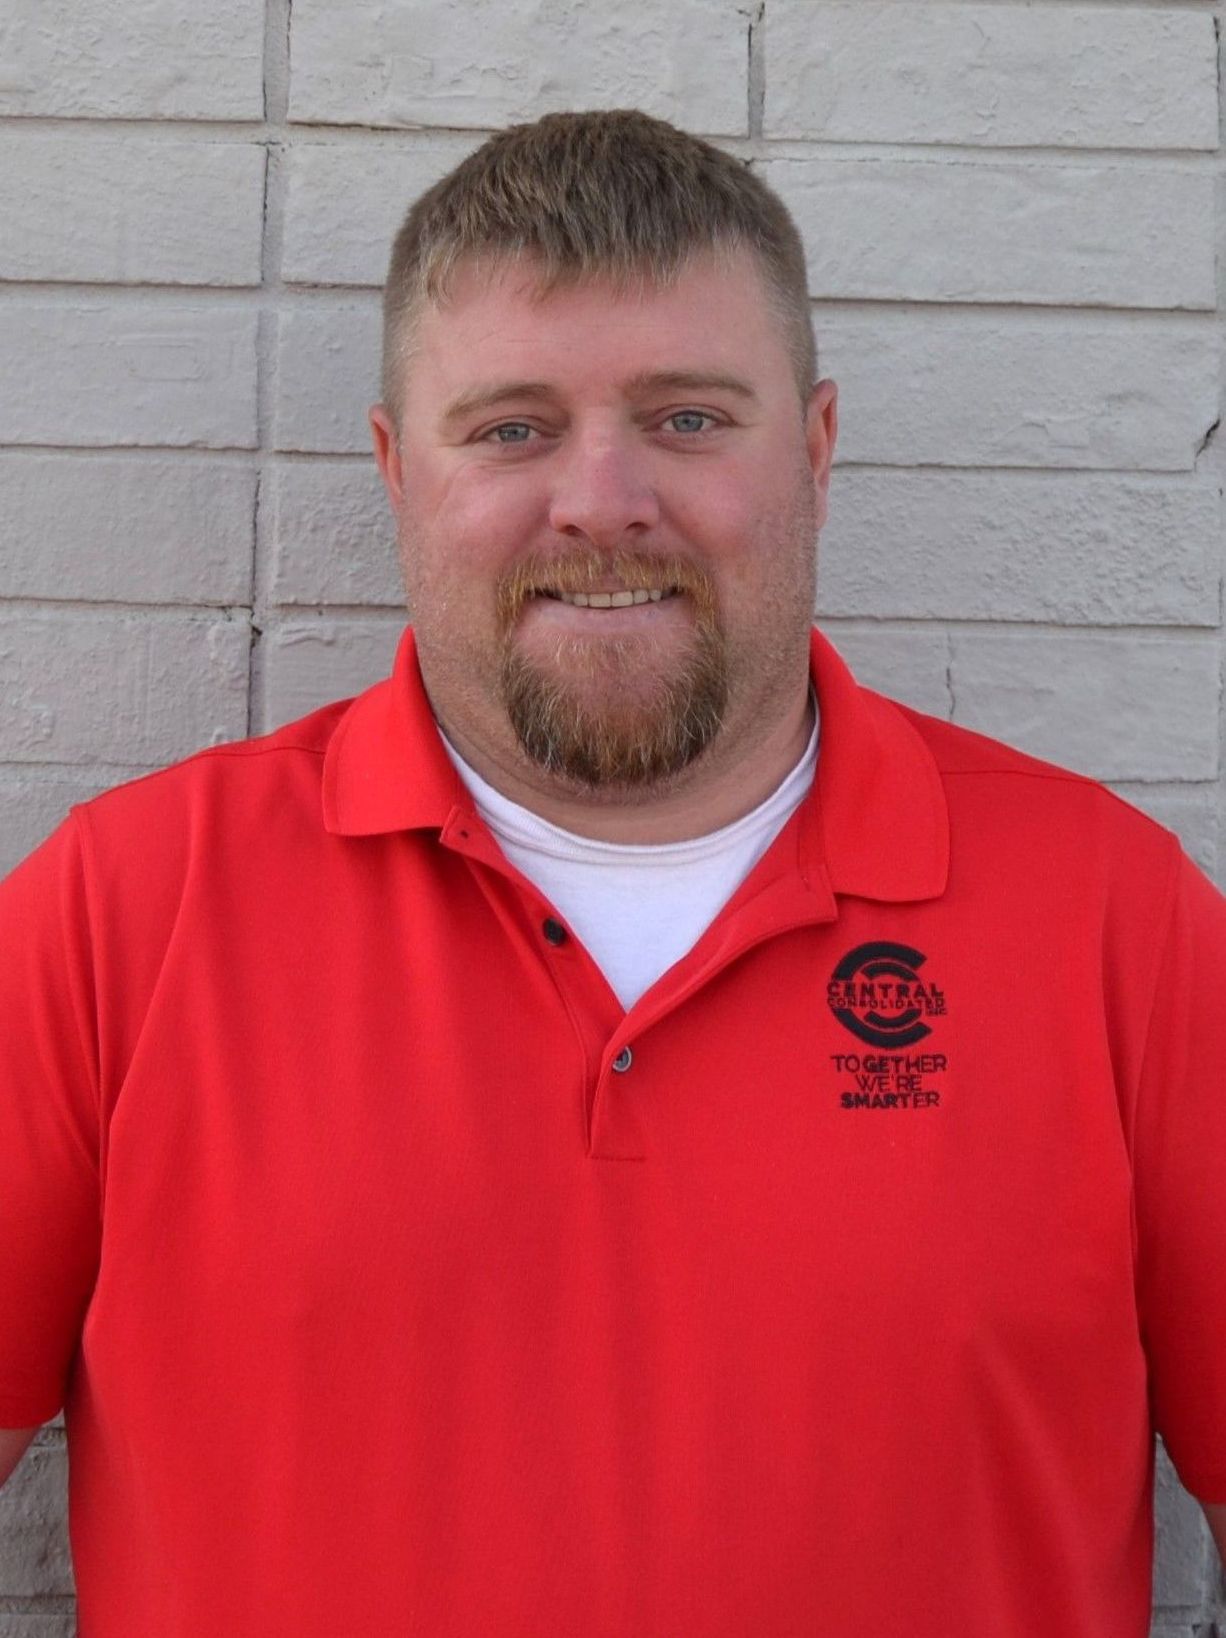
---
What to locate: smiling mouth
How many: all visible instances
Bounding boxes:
[537,588,680,608]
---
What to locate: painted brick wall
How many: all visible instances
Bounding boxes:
[0,2,1222,1631]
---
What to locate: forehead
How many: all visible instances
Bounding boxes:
[402,250,792,407]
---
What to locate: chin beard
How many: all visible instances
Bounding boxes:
[499,624,728,789]
[493,547,729,789]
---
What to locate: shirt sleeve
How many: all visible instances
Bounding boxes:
[0,814,102,1426]
[1132,845,1226,1503]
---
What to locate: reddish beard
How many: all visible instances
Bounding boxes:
[494,549,729,789]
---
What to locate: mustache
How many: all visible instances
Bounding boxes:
[495,549,717,626]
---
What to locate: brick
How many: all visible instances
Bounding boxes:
[1107,786,1218,882]
[0,768,145,879]
[816,471,1220,626]
[283,137,481,288]
[0,611,249,765]
[257,618,403,732]
[0,453,254,604]
[765,4,1217,151]
[273,300,381,454]
[948,632,1220,782]
[0,1445,71,1596]
[289,0,749,134]
[266,459,400,606]
[0,306,259,449]
[0,134,264,286]
[821,311,1217,473]
[0,0,263,119]
[821,624,951,719]
[1153,1440,1215,1608]
[761,157,1215,311]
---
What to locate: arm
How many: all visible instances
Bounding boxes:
[0,1426,39,1488]
[1204,1503,1226,1568]
[0,821,102,1458]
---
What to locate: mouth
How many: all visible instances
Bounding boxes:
[536,587,681,608]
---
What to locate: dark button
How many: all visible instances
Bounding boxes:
[542,917,567,947]
[612,1047,633,1074]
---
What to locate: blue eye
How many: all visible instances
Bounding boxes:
[667,411,714,434]
[490,423,533,443]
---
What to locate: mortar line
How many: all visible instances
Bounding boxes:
[250,0,294,737]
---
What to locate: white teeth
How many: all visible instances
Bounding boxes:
[550,588,674,608]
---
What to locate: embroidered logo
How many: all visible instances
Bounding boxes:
[827,940,946,1049]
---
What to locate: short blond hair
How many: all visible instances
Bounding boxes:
[380,109,815,424]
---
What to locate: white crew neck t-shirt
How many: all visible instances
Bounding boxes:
[440,705,819,1010]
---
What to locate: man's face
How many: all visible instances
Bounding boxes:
[370,248,837,798]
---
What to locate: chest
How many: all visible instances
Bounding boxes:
[99,850,1135,1377]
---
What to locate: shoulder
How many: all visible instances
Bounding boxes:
[882,694,1182,879]
[67,699,357,907]
[76,699,351,834]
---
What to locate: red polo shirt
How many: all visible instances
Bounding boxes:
[1,626,1224,1636]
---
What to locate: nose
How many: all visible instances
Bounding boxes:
[546,425,660,544]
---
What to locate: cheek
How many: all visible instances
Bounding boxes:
[662,468,757,553]
[399,486,555,643]
[665,443,806,542]
[675,471,794,573]
[405,458,547,545]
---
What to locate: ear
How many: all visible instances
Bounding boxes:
[804,379,838,530]
[369,404,405,510]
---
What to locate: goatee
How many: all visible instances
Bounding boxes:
[495,549,729,790]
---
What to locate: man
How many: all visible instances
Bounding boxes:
[0,109,1223,1636]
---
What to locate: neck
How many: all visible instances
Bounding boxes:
[437,682,815,845]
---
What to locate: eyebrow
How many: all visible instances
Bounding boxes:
[440,381,555,428]
[624,370,758,402]
[439,369,759,428]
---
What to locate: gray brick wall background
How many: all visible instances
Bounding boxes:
[0,1,1223,1631]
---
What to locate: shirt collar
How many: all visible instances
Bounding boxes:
[322,624,949,904]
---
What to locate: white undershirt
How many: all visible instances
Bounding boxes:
[440,704,819,1011]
